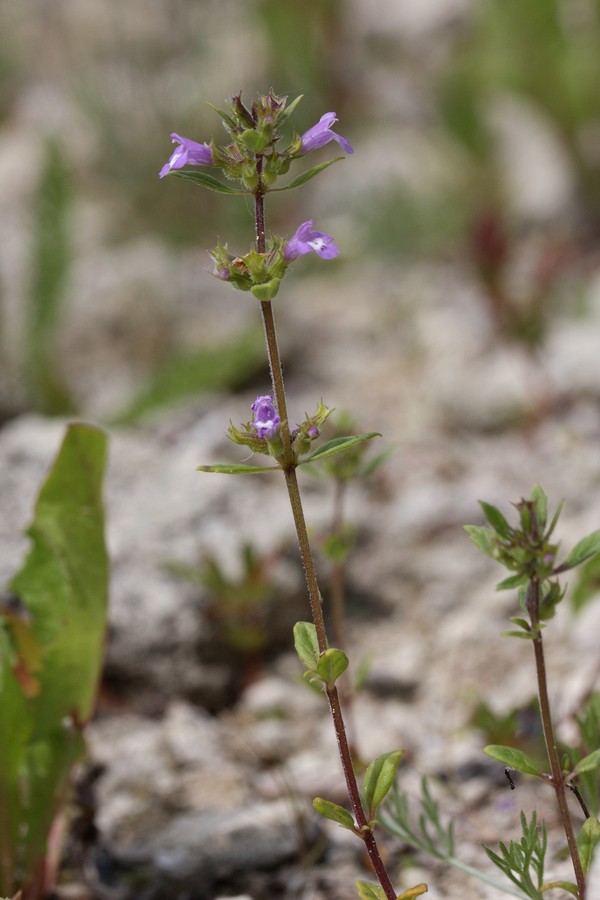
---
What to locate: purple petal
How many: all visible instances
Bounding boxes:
[251,395,281,439]
[300,112,353,155]
[159,133,213,178]
[284,220,339,261]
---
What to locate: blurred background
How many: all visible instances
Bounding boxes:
[2,1,600,897]
[2,0,600,427]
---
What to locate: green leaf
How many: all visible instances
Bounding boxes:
[541,881,578,895]
[483,745,543,777]
[1,424,109,894]
[501,630,536,640]
[530,484,548,531]
[273,157,344,191]
[397,886,428,899]
[355,882,386,900]
[279,94,304,121]
[464,524,497,559]
[576,816,600,874]
[559,530,600,572]
[496,573,528,591]
[27,138,76,415]
[570,552,600,614]
[205,100,237,131]
[293,621,320,670]
[316,648,349,685]
[362,750,405,816]
[197,463,281,475]
[574,749,600,776]
[169,169,248,194]
[479,501,512,539]
[509,617,531,631]
[300,433,381,465]
[313,797,355,831]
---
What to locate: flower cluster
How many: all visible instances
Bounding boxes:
[227,396,332,462]
[160,91,350,299]
[159,95,352,181]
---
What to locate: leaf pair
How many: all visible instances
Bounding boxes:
[198,432,381,475]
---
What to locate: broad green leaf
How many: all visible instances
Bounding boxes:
[560,531,600,572]
[9,424,109,732]
[397,886,428,899]
[313,797,355,831]
[464,524,496,558]
[300,433,381,465]
[483,745,543,777]
[355,882,386,900]
[273,157,343,191]
[576,816,600,874]
[496,573,528,591]
[1,424,109,895]
[479,501,512,539]
[169,169,248,194]
[293,621,320,670]
[574,749,600,776]
[363,750,405,815]
[197,463,281,474]
[316,648,349,685]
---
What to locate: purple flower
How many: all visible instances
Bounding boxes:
[284,220,339,261]
[300,112,353,155]
[251,395,280,439]
[159,133,213,178]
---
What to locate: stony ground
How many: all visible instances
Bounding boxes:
[2,1,600,898]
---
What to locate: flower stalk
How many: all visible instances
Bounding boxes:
[527,578,586,898]
[253,156,397,900]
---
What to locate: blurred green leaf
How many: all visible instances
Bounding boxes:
[112,326,264,425]
[197,463,280,475]
[573,749,600,777]
[293,621,320,670]
[313,797,355,831]
[570,552,600,614]
[576,816,600,874]
[362,750,404,817]
[1,424,109,895]
[300,433,381,466]
[169,169,248,194]
[464,524,496,558]
[484,745,543,777]
[316,647,348,685]
[355,882,386,900]
[273,157,343,191]
[26,138,76,415]
[559,530,600,572]
[479,501,513,539]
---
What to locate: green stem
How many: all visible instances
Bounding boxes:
[254,186,398,900]
[527,579,586,898]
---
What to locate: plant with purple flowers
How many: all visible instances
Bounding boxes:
[161,90,422,900]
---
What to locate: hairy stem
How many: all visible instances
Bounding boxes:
[254,185,398,899]
[527,579,586,898]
